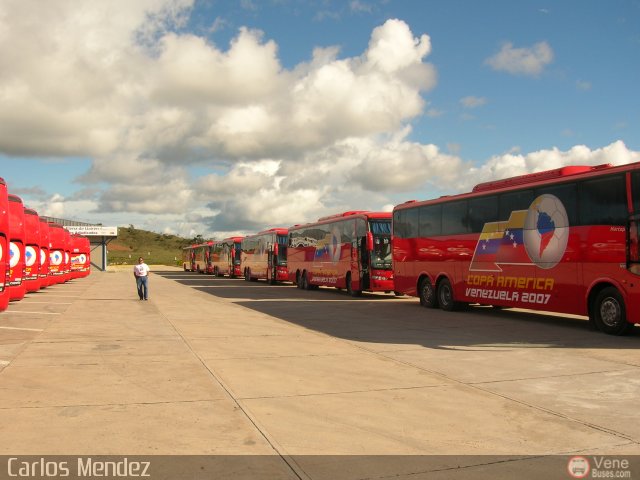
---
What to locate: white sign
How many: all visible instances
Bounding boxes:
[64,226,118,236]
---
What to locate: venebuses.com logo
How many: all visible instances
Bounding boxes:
[568,457,590,478]
[567,456,632,479]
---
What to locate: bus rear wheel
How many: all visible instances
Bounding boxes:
[592,287,633,335]
[419,278,437,308]
[437,278,456,311]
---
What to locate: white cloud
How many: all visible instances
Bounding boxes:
[1,3,638,240]
[576,80,592,91]
[464,141,640,192]
[485,41,554,76]
[460,96,487,108]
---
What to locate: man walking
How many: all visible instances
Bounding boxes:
[133,257,150,300]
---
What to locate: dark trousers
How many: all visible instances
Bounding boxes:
[136,276,148,300]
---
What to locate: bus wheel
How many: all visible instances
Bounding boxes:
[592,287,633,335]
[346,273,362,297]
[419,279,437,308]
[244,269,251,281]
[437,278,456,311]
[296,271,302,289]
[301,272,310,290]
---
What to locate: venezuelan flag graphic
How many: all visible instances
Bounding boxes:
[496,210,530,264]
[469,221,506,272]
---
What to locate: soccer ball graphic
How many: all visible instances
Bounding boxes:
[25,246,37,267]
[523,194,569,269]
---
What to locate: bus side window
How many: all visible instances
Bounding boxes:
[535,183,578,226]
[579,174,627,226]
[442,200,469,235]
[419,205,442,237]
[468,195,498,233]
[499,189,534,219]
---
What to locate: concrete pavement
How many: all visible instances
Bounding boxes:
[0,268,639,479]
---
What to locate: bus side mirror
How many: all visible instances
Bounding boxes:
[366,232,374,252]
[273,243,279,256]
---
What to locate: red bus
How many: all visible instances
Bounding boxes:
[287,211,393,296]
[8,194,26,301]
[241,228,288,284]
[70,234,91,278]
[48,223,66,285]
[0,178,9,311]
[193,242,213,274]
[23,207,41,292]
[182,244,197,271]
[210,236,243,278]
[38,218,51,288]
[392,162,640,335]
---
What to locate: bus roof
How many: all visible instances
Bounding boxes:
[290,211,391,230]
[472,163,612,193]
[394,161,634,212]
[257,227,288,236]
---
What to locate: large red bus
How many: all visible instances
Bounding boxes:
[192,242,211,273]
[392,162,640,335]
[241,228,288,284]
[38,218,51,288]
[70,234,91,279]
[8,194,26,301]
[210,236,243,278]
[23,207,41,292]
[48,223,67,285]
[0,178,9,311]
[287,211,393,296]
[182,244,197,271]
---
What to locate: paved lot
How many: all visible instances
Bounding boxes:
[0,268,638,479]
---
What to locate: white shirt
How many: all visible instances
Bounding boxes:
[134,263,150,277]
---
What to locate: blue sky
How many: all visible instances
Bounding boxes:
[0,0,638,238]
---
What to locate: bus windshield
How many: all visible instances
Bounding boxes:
[276,234,288,266]
[234,242,242,265]
[370,220,392,270]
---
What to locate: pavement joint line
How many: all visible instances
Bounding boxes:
[0,326,45,332]
[1,311,61,316]
[151,298,306,479]
[0,399,233,411]
[468,368,637,385]
[238,384,450,401]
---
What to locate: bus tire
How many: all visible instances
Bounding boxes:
[302,271,310,290]
[346,273,362,297]
[592,287,633,335]
[244,268,251,282]
[437,278,456,311]
[419,278,437,308]
[296,271,302,289]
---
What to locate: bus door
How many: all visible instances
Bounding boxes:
[360,235,371,290]
[350,237,362,290]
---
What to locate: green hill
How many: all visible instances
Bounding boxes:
[107,226,196,266]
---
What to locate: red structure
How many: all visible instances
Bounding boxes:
[38,218,51,288]
[392,161,639,335]
[210,237,244,278]
[23,208,41,292]
[0,178,9,311]
[241,228,288,284]
[287,211,394,296]
[7,194,26,301]
[70,234,91,278]
[47,223,66,285]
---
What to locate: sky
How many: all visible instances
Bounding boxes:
[1,0,639,239]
